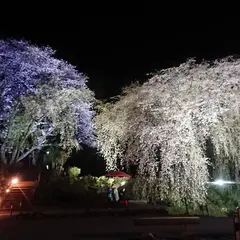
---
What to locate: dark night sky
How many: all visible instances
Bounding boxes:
[1,17,240,99]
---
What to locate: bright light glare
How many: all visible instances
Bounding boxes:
[11,177,19,185]
[208,179,235,186]
[46,165,49,169]
[214,179,225,186]
[6,189,10,193]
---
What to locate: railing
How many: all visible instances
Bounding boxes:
[0,180,38,210]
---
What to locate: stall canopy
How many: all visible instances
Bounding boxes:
[105,170,131,178]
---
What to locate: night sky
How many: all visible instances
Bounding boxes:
[1,18,240,99]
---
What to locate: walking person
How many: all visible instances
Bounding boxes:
[107,186,113,208]
[119,187,129,208]
[113,185,120,207]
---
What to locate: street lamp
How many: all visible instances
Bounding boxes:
[11,177,19,185]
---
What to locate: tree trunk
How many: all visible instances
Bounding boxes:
[184,198,189,215]
[0,144,7,164]
[0,162,9,187]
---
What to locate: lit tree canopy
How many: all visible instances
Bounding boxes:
[0,40,95,164]
[95,57,240,204]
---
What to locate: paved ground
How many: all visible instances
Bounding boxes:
[0,209,236,240]
[0,206,167,218]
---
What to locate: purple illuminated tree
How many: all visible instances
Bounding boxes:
[0,40,95,165]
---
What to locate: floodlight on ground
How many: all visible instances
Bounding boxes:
[207,179,235,186]
[214,179,225,186]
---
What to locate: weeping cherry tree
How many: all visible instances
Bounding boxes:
[95,57,240,205]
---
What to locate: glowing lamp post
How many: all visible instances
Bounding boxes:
[11,177,19,185]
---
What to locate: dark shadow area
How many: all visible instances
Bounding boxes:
[67,146,106,176]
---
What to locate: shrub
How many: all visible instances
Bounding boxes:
[68,167,81,182]
[35,175,131,207]
[167,185,240,216]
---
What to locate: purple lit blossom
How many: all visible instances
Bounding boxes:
[0,40,86,118]
[0,40,95,163]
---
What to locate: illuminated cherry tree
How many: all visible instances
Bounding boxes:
[0,40,95,164]
[95,58,240,204]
